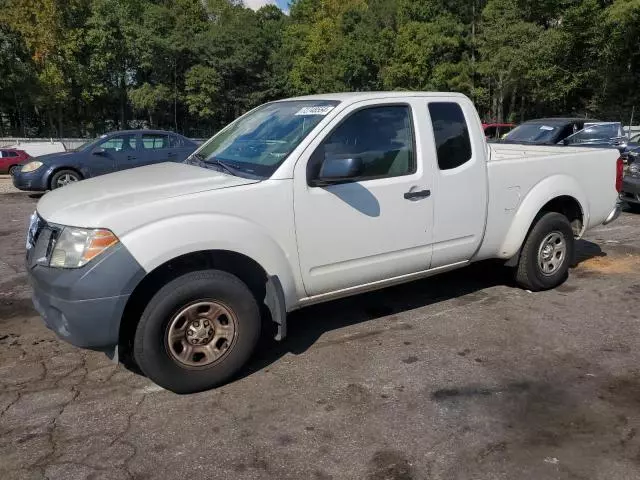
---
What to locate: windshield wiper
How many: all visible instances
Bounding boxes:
[202,156,238,176]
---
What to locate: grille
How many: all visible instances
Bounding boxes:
[26,215,58,267]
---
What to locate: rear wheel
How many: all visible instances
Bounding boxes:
[133,270,261,394]
[50,169,81,189]
[8,165,19,176]
[515,212,574,291]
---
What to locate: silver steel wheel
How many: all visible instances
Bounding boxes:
[165,301,238,368]
[537,231,567,276]
[56,173,79,187]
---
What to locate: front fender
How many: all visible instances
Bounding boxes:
[119,213,300,308]
[498,174,588,258]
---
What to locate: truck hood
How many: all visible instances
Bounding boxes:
[37,162,259,227]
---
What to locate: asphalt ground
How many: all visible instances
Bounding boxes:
[1,179,640,479]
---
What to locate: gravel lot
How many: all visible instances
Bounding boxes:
[2,180,640,480]
[0,175,19,194]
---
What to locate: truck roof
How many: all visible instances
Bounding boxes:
[282,91,469,103]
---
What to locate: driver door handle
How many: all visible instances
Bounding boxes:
[404,189,431,201]
[127,155,136,161]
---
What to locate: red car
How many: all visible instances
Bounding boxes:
[0,148,31,175]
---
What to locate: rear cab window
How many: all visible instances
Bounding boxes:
[428,102,472,170]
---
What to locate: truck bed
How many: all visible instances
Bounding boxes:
[476,143,620,261]
[489,143,599,161]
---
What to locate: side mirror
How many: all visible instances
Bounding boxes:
[93,148,106,155]
[317,156,364,184]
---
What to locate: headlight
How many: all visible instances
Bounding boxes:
[49,227,119,268]
[628,162,640,178]
[21,161,43,173]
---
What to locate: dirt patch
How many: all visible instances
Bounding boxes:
[367,450,414,480]
[576,255,640,275]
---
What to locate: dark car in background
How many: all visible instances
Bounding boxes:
[482,122,517,140]
[12,130,197,191]
[501,118,599,145]
[562,122,627,149]
[0,148,31,175]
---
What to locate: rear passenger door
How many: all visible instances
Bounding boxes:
[140,133,174,166]
[168,134,196,161]
[427,99,488,268]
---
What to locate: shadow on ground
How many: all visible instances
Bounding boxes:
[241,239,605,381]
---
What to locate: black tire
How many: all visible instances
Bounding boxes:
[515,212,574,291]
[627,203,640,214]
[134,270,261,394]
[8,165,19,176]
[50,169,81,189]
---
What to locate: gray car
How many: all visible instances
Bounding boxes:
[12,130,198,191]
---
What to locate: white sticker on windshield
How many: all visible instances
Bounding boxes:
[540,126,554,131]
[295,106,335,116]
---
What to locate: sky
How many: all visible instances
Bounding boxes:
[243,0,289,12]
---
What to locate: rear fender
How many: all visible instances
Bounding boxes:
[498,175,588,259]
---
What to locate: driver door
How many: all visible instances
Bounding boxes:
[293,99,434,297]
[93,133,140,173]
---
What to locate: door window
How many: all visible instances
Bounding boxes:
[99,135,137,152]
[309,105,416,183]
[428,102,472,170]
[168,134,185,147]
[142,134,169,149]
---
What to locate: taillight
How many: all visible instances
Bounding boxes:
[616,157,623,192]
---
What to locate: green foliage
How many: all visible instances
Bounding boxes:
[1,0,639,137]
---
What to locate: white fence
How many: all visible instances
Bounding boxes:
[0,137,206,151]
[0,137,88,150]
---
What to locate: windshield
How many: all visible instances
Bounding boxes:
[72,135,107,152]
[504,123,560,143]
[192,100,340,178]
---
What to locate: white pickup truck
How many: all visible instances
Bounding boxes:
[27,92,622,393]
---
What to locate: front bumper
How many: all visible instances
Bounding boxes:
[621,175,640,205]
[12,167,49,191]
[27,236,146,351]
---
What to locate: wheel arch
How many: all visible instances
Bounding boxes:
[118,249,287,364]
[499,175,588,259]
[48,166,83,189]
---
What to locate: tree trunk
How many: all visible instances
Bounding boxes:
[57,104,63,138]
[497,74,505,123]
[47,109,56,138]
[13,92,23,137]
[174,59,178,132]
[120,74,127,130]
[520,93,525,123]
[508,88,517,123]
[491,82,498,122]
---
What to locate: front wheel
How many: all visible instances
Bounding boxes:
[515,212,575,291]
[50,169,81,189]
[133,270,261,394]
[8,165,19,176]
